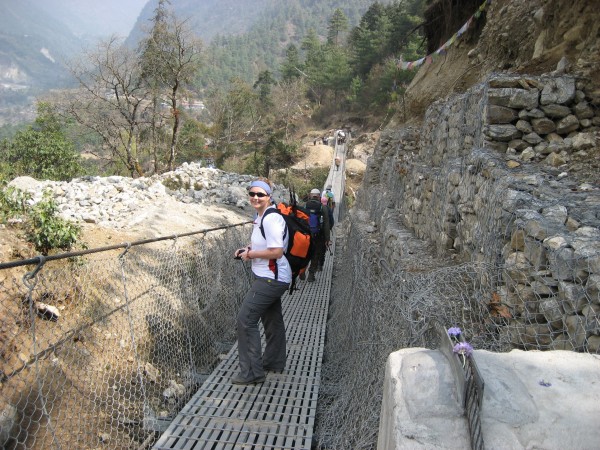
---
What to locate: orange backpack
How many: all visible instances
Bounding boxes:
[260,201,314,293]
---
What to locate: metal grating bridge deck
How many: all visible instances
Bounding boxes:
[152,245,334,450]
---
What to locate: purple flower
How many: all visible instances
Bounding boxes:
[453,342,473,357]
[447,327,462,337]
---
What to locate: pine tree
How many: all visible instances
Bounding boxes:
[349,2,391,77]
[281,44,302,82]
[254,70,275,108]
[327,8,349,46]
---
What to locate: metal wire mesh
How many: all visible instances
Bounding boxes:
[0,224,251,449]
[313,202,599,449]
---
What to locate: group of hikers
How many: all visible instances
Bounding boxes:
[313,128,348,146]
[300,186,336,282]
[232,179,336,385]
[230,126,346,385]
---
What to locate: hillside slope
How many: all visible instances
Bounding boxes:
[405,0,599,119]
[126,0,400,85]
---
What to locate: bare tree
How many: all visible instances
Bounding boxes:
[139,0,203,172]
[271,78,309,140]
[62,37,150,177]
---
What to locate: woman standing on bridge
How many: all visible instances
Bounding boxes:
[232,178,291,385]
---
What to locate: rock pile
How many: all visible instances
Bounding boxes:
[7,163,288,230]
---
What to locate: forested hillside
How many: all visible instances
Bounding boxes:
[1,0,427,186]
[129,0,416,86]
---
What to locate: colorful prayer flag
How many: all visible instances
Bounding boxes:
[397,0,490,71]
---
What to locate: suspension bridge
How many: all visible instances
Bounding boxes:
[151,134,346,449]
[0,135,350,450]
[152,244,334,449]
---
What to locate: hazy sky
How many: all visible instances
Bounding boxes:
[38,0,150,38]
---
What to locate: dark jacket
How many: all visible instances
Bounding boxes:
[305,199,330,242]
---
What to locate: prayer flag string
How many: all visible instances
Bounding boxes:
[396,0,491,71]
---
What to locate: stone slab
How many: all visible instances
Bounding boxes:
[378,348,600,450]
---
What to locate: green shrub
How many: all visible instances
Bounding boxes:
[0,185,30,223]
[244,152,265,176]
[272,166,329,201]
[25,191,81,254]
[1,124,82,182]
[162,174,191,191]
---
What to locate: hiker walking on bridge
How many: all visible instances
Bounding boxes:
[304,188,330,282]
[324,185,336,212]
[232,178,291,385]
[334,156,341,170]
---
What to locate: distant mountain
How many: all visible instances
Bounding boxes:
[0,0,148,92]
[1,0,394,91]
[0,0,394,124]
[126,0,270,47]
[129,0,394,45]
[0,0,82,89]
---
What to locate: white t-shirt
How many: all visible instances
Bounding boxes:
[251,207,292,283]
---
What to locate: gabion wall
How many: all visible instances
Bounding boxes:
[358,73,600,354]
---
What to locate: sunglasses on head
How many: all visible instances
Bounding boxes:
[248,191,268,198]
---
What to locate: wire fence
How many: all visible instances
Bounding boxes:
[313,206,599,449]
[0,223,252,449]
[0,135,351,450]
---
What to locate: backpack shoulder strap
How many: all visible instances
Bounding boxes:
[259,207,287,240]
[259,207,278,239]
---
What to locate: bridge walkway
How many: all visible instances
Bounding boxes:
[152,238,335,450]
[152,138,346,449]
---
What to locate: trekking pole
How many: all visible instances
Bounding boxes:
[234,250,253,285]
[241,259,252,284]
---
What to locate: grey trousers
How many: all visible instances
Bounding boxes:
[236,276,289,380]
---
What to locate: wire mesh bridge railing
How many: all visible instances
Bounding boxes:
[312,206,600,449]
[0,132,351,450]
[0,223,254,449]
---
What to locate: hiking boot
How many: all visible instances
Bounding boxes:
[316,264,323,272]
[307,273,316,282]
[232,374,265,385]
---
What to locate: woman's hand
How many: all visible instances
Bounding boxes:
[241,247,252,261]
[234,247,250,260]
